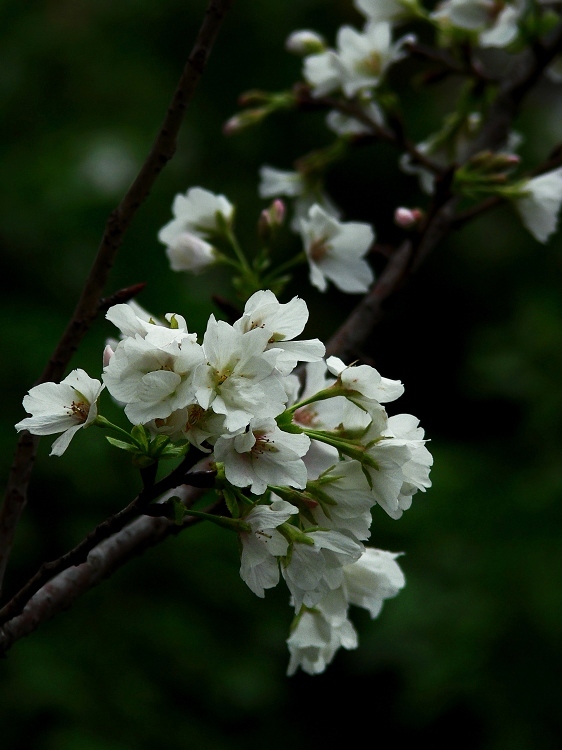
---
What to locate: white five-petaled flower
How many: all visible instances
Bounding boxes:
[239,499,299,598]
[299,204,375,293]
[512,167,562,243]
[214,417,311,495]
[234,290,325,375]
[15,369,104,456]
[194,316,287,432]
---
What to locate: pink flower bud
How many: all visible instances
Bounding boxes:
[258,199,286,242]
[103,344,115,367]
[394,207,424,229]
[285,30,326,56]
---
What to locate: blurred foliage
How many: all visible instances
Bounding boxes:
[1,1,562,748]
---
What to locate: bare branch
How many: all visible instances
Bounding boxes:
[0,0,236,593]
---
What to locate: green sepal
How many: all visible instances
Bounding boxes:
[223,487,240,519]
[106,436,138,453]
[276,411,304,433]
[131,424,150,450]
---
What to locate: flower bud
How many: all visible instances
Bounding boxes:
[103,344,115,367]
[258,198,286,242]
[285,30,326,56]
[222,108,269,136]
[394,207,424,229]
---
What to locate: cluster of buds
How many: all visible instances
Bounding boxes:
[16,290,432,675]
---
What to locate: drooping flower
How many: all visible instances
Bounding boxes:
[286,588,357,676]
[299,204,375,293]
[239,499,299,597]
[15,369,104,456]
[165,233,217,274]
[326,355,404,405]
[282,529,364,610]
[342,547,405,617]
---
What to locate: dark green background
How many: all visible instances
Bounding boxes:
[1,1,562,748]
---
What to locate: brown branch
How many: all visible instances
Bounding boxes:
[0,451,207,628]
[0,483,220,656]
[0,0,235,593]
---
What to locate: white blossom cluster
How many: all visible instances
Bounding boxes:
[15,289,432,675]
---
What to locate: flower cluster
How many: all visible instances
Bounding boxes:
[16,290,431,674]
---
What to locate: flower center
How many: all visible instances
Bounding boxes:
[185,404,206,431]
[252,432,278,455]
[308,237,330,262]
[294,406,318,427]
[68,400,90,423]
[356,51,382,78]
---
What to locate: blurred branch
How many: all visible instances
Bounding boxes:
[327,23,562,362]
[0,0,236,594]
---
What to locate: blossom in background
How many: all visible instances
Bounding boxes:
[326,99,385,137]
[431,0,525,48]
[355,0,420,24]
[299,204,375,293]
[15,370,104,456]
[158,186,233,273]
[512,167,562,243]
[285,29,326,56]
[239,500,299,597]
[258,165,341,231]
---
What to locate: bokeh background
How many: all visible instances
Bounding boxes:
[2,1,562,748]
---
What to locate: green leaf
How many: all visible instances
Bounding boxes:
[106,436,137,453]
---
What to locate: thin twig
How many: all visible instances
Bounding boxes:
[0,0,235,594]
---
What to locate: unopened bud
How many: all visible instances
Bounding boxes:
[103,344,115,367]
[166,232,217,273]
[285,30,326,56]
[258,199,286,242]
[237,89,270,107]
[394,207,424,229]
[223,107,268,136]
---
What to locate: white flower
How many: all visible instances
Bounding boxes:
[342,547,405,617]
[286,30,326,56]
[333,22,414,98]
[102,325,204,424]
[234,290,325,375]
[307,460,375,541]
[326,355,405,405]
[239,500,299,597]
[299,204,375,293]
[15,369,104,456]
[258,165,341,232]
[326,99,384,137]
[165,232,217,274]
[145,404,226,452]
[158,186,234,248]
[258,166,305,199]
[105,303,187,340]
[286,589,358,676]
[383,414,433,512]
[431,0,525,48]
[214,418,311,495]
[194,316,287,432]
[303,49,343,97]
[355,0,419,23]
[282,529,364,610]
[513,168,562,243]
